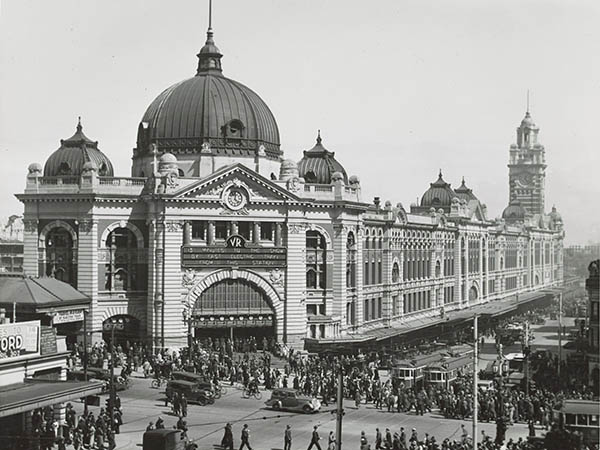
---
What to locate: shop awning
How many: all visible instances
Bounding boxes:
[0,380,104,418]
[0,274,90,314]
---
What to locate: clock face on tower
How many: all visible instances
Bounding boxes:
[515,172,534,187]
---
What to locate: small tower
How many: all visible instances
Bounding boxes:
[507,102,547,216]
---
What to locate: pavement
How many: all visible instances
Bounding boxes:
[74,318,574,450]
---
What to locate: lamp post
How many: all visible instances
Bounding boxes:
[182,309,193,368]
[106,318,124,428]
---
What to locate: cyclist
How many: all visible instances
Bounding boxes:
[247,377,259,396]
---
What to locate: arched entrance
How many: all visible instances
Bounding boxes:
[185,269,283,346]
[192,278,275,342]
[102,315,140,347]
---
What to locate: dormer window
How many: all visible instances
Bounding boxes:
[222,119,245,141]
[58,162,71,175]
[304,171,317,183]
[99,162,108,176]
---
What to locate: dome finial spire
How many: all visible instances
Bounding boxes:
[317,129,322,145]
[526,89,530,114]
[438,168,443,179]
[77,116,82,132]
[196,0,223,75]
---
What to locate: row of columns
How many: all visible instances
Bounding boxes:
[182,221,283,246]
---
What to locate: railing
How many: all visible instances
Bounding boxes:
[38,176,80,185]
[98,177,147,186]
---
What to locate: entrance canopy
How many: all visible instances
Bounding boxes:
[0,380,104,418]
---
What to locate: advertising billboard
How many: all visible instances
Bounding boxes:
[0,320,40,362]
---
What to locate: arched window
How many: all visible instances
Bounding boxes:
[99,162,109,176]
[306,231,326,290]
[435,260,441,278]
[178,168,185,177]
[104,227,138,292]
[45,228,75,287]
[392,262,400,283]
[346,232,356,288]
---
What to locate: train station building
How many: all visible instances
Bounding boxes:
[16,23,564,350]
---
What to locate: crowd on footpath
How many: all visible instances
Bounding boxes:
[9,400,123,450]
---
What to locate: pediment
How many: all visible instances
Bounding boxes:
[168,163,301,205]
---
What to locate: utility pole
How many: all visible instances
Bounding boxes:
[473,314,478,450]
[83,309,88,414]
[335,368,344,450]
[524,321,530,397]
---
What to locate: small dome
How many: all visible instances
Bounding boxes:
[160,153,178,163]
[502,198,527,222]
[28,163,42,175]
[44,119,114,177]
[454,177,478,202]
[420,171,456,208]
[298,131,348,184]
[549,205,562,222]
[520,111,536,129]
[349,175,360,185]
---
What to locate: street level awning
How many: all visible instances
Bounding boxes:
[0,380,104,418]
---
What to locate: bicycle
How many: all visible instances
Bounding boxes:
[151,377,168,389]
[213,384,227,399]
[242,387,262,400]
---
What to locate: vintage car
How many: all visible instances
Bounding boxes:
[264,388,321,413]
[166,379,215,406]
[171,371,216,395]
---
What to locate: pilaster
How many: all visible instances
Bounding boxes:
[332,224,347,327]
[162,220,186,348]
[22,218,39,276]
[77,219,100,343]
[285,221,308,347]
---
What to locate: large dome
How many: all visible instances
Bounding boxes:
[135,28,281,164]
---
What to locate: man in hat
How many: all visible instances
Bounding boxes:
[239,424,252,450]
[284,425,292,450]
[221,422,234,450]
[155,416,165,430]
[307,425,322,450]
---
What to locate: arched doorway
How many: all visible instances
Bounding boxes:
[192,278,276,344]
[102,315,140,347]
[45,227,76,287]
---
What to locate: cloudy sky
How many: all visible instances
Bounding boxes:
[1,0,598,245]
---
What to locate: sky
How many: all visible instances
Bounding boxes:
[1,0,599,245]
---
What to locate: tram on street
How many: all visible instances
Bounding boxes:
[390,352,446,388]
[553,399,600,446]
[424,354,474,388]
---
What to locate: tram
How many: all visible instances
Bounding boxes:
[390,352,446,388]
[553,399,600,445]
[424,355,474,388]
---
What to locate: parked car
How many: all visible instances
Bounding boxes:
[166,380,214,406]
[265,388,321,413]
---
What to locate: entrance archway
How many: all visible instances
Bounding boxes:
[185,269,283,345]
[102,315,140,347]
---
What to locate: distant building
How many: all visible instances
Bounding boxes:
[586,259,599,395]
[0,216,24,273]
[16,21,565,350]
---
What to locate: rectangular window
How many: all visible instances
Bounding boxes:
[215,222,228,240]
[364,299,370,321]
[238,222,251,240]
[364,261,370,285]
[306,304,317,316]
[377,260,382,284]
[392,295,398,316]
[378,297,382,318]
[191,221,206,240]
[260,222,273,240]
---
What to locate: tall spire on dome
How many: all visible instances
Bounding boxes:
[196,0,223,75]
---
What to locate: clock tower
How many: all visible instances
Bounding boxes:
[507,110,547,215]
